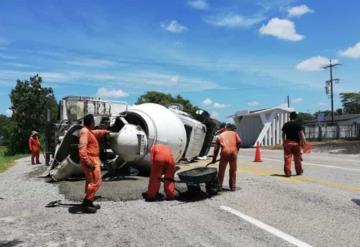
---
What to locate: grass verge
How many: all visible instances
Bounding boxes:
[0,146,28,173]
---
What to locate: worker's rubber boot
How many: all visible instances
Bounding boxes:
[142,192,163,202]
[81,199,97,213]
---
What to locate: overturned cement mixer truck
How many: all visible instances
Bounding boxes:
[44,96,218,181]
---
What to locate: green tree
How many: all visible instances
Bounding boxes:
[296,112,314,126]
[335,108,343,115]
[0,115,15,146]
[8,74,58,154]
[340,92,360,114]
[135,91,199,116]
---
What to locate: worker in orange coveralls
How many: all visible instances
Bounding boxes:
[212,124,241,191]
[28,131,41,165]
[143,143,176,201]
[282,111,306,177]
[79,114,110,213]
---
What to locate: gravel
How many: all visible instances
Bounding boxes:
[2,153,360,247]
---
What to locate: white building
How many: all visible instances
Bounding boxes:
[231,106,293,147]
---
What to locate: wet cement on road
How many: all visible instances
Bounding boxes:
[31,161,210,202]
[59,174,150,201]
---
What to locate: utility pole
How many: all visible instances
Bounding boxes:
[323,60,340,123]
[287,96,290,108]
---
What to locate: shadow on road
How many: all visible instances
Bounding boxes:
[102,176,139,182]
[45,200,79,208]
[141,190,216,203]
[68,205,90,214]
[271,174,289,178]
[0,239,23,247]
[352,199,360,207]
[176,191,214,202]
[45,200,94,214]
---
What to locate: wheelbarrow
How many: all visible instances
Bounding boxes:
[175,160,219,196]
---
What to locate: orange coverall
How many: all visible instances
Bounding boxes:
[282,121,305,177]
[78,127,110,202]
[283,140,303,176]
[28,135,41,165]
[215,131,241,190]
[146,144,176,200]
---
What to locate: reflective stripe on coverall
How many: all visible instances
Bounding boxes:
[28,136,40,164]
[146,144,176,200]
[78,127,110,201]
[283,140,303,177]
[216,131,241,189]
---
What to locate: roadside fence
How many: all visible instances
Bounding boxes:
[305,124,360,140]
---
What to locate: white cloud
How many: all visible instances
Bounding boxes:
[206,13,264,28]
[161,20,188,33]
[210,111,219,119]
[67,58,115,67]
[0,68,220,93]
[259,18,304,41]
[288,5,313,17]
[339,42,360,59]
[248,101,259,106]
[291,97,303,104]
[202,98,227,108]
[96,88,128,98]
[202,98,213,105]
[213,102,226,108]
[318,102,327,107]
[41,72,70,82]
[5,109,12,117]
[3,62,35,68]
[296,56,339,71]
[187,0,209,10]
[170,75,179,84]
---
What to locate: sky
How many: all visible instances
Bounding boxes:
[0,0,360,121]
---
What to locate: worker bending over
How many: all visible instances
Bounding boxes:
[212,124,241,191]
[281,111,306,177]
[79,114,110,213]
[144,144,176,201]
[29,131,41,165]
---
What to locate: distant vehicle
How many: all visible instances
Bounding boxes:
[45,96,217,181]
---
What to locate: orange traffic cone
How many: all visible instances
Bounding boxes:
[253,142,263,162]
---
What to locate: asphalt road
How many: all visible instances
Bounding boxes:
[1,149,360,247]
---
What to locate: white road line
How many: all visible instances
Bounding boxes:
[263,158,360,172]
[220,206,312,247]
